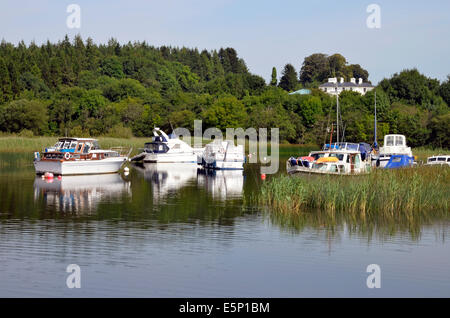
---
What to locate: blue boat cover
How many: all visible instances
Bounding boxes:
[385,155,414,169]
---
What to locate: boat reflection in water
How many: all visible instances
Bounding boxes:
[133,163,198,201]
[197,169,244,200]
[33,174,131,213]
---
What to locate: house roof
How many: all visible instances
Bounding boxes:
[319,82,374,88]
[289,89,311,95]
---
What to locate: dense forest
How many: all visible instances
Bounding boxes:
[0,35,448,148]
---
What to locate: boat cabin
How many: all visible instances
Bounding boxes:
[41,138,119,161]
[426,155,450,165]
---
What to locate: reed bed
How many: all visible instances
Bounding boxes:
[259,167,450,217]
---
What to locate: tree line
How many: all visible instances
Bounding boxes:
[0,36,448,148]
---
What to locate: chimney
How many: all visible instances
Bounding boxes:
[358,78,363,85]
[339,77,344,84]
[350,78,356,84]
[328,77,337,84]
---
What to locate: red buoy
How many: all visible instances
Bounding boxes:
[261,173,266,180]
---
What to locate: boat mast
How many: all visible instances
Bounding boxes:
[336,91,339,144]
[374,90,377,148]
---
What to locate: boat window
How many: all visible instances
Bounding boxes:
[63,141,71,149]
[329,153,344,161]
[76,143,84,153]
[83,143,91,154]
[54,141,63,148]
[438,157,446,162]
[93,141,100,150]
[145,143,169,153]
[329,165,337,172]
[311,153,325,160]
[386,136,394,146]
[355,155,360,168]
[447,158,450,162]
[70,141,77,149]
[395,136,404,146]
[429,158,436,162]
[392,157,402,163]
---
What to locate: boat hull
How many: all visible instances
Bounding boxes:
[34,157,128,175]
[202,160,244,170]
[136,152,198,163]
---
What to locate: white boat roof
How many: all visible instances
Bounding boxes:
[58,137,98,142]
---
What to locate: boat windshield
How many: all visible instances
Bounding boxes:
[386,136,394,146]
[310,153,325,160]
[145,143,169,153]
[395,136,405,146]
[329,153,345,161]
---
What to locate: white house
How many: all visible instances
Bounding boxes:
[319,77,374,96]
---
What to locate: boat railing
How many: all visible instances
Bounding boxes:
[322,142,361,152]
[110,147,133,157]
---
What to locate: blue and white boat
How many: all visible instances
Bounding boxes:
[373,134,414,168]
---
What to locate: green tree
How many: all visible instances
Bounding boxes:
[0,99,48,134]
[0,57,13,103]
[299,53,329,85]
[270,67,277,86]
[278,64,298,92]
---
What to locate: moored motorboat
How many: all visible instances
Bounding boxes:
[287,143,372,176]
[130,128,203,163]
[425,155,450,166]
[34,137,130,175]
[200,140,245,170]
[372,134,414,168]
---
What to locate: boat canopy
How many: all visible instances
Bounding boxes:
[317,157,339,163]
[385,155,414,169]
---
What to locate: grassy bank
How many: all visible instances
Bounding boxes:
[0,136,151,154]
[259,167,449,216]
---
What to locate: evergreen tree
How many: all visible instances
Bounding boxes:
[278,64,298,92]
[0,57,13,103]
[270,67,277,86]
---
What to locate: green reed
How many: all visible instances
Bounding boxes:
[259,166,449,217]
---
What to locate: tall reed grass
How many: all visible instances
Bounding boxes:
[259,167,449,217]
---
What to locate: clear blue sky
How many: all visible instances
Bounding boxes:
[1,0,449,84]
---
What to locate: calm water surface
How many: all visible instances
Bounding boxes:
[0,151,449,297]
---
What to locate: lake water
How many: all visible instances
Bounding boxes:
[0,151,449,297]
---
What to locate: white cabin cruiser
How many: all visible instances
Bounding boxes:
[373,134,413,168]
[287,143,372,175]
[131,128,203,163]
[200,140,245,170]
[425,155,450,166]
[34,138,130,175]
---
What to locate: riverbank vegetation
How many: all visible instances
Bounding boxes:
[0,36,449,148]
[259,167,449,217]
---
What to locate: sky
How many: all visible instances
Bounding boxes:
[1,0,449,84]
